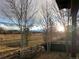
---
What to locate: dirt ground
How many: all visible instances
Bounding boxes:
[35,52,69,59]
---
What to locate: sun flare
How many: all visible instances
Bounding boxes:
[56,25,65,32]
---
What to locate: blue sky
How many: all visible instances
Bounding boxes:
[0,0,62,31]
[0,18,11,23]
[0,17,44,31]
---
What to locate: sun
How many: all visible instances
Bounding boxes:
[56,24,65,32]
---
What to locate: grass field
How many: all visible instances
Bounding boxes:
[0,32,68,59]
[0,32,65,52]
[0,32,44,51]
[0,34,21,40]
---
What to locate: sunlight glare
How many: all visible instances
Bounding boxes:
[56,25,65,32]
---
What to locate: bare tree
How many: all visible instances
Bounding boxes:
[41,0,57,52]
[1,0,38,47]
[59,9,71,32]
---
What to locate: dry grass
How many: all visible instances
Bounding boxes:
[0,32,43,41]
[0,33,75,59]
[28,32,44,47]
[0,32,44,49]
[0,32,64,52]
[0,32,44,57]
[35,52,69,59]
[0,34,21,40]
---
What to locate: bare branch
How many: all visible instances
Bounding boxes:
[1,0,38,47]
[1,9,18,25]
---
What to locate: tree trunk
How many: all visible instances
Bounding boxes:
[71,0,78,58]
